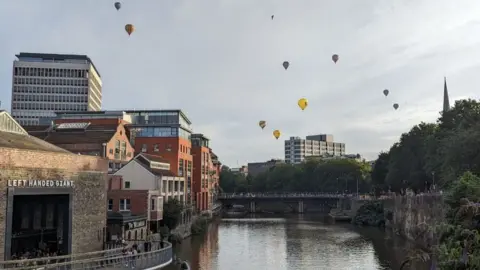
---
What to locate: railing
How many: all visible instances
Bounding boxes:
[1,241,172,270]
[218,192,359,199]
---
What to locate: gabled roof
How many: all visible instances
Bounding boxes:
[114,153,177,177]
[0,111,68,153]
[134,154,176,177]
[40,124,118,145]
[0,131,69,153]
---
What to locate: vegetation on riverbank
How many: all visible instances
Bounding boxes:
[352,201,386,227]
[220,158,372,193]
[367,99,480,269]
[191,216,210,235]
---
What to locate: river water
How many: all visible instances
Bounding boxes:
[166,215,426,270]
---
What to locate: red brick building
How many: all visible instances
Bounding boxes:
[24,118,134,173]
[191,134,214,211]
[124,110,193,205]
[106,175,149,241]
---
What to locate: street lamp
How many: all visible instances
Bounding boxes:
[431,171,436,191]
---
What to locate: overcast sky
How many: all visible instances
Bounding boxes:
[1,0,480,167]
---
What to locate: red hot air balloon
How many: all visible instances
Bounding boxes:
[332,54,339,64]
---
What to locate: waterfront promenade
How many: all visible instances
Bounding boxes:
[0,241,172,270]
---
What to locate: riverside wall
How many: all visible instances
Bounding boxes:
[383,194,446,249]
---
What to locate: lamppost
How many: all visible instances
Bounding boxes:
[431,171,436,191]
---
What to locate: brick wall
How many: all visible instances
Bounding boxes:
[0,147,108,260]
[107,190,148,216]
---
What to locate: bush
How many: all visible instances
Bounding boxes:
[352,201,385,227]
[190,216,209,235]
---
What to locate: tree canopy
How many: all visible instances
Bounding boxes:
[220,158,372,194]
[367,98,480,269]
[370,99,480,194]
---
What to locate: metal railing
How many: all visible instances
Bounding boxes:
[218,192,359,199]
[2,241,172,270]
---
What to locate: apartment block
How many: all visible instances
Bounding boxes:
[284,134,345,164]
[11,53,102,126]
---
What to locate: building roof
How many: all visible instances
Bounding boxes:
[0,131,70,153]
[191,133,210,140]
[123,109,192,125]
[41,124,118,145]
[16,52,101,78]
[0,111,69,153]
[140,153,170,164]
[134,154,177,177]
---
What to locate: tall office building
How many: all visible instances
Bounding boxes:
[284,134,345,164]
[11,52,102,126]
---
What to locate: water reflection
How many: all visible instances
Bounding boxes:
[167,216,427,270]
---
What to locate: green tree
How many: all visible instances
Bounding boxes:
[371,151,390,194]
[162,198,184,230]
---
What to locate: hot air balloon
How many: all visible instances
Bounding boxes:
[393,103,399,110]
[283,61,289,70]
[273,130,281,140]
[259,120,266,129]
[298,98,308,111]
[271,15,274,20]
[332,54,339,64]
[114,2,121,10]
[383,89,389,97]
[125,24,135,36]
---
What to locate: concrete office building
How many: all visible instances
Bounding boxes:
[11,53,102,126]
[284,134,345,164]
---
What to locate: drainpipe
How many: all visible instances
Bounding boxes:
[102,143,107,158]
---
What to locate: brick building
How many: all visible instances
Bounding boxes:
[210,150,222,202]
[0,110,108,261]
[113,153,185,233]
[191,134,214,211]
[106,175,149,241]
[24,118,134,173]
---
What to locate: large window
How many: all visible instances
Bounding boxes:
[120,199,131,211]
[136,127,178,138]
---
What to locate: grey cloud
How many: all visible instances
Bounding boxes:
[1,0,480,166]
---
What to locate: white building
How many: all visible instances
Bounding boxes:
[113,153,186,204]
[10,52,102,126]
[284,134,346,164]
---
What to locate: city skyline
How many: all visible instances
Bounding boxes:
[1,0,480,166]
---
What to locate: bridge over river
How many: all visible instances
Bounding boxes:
[0,240,172,270]
[217,192,371,214]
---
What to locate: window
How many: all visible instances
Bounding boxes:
[153,144,159,152]
[141,144,147,152]
[120,199,131,211]
[125,181,131,189]
[109,149,113,154]
[151,198,156,210]
[178,159,184,176]
[108,199,113,211]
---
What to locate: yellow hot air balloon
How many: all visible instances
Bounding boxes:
[259,120,266,129]
[125,24,135,36]
[298,98,308,110]
[273,130,281,140]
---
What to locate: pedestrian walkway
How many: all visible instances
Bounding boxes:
[1,241,172,270]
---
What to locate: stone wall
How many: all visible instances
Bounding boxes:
[385,194,445,249]
[0,147,108,260]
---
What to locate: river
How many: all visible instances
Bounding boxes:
[166,215,427,270]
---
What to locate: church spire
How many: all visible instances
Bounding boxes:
[443,76,450,113]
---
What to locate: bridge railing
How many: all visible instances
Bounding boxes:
[1,241,172,270]
[218,192,359,199]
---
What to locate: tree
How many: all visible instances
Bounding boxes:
[220,159,372,193]
[162,198,183,230]
[371,151,390,195]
